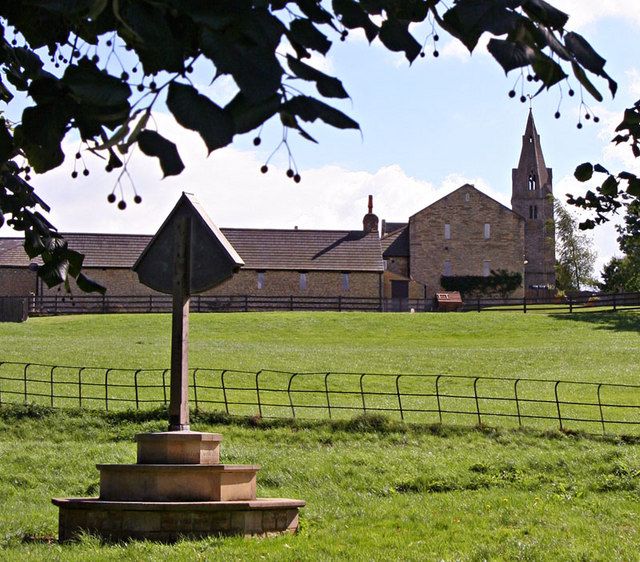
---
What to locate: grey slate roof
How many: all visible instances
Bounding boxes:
[0,229,384,272]
[381,226,409,258]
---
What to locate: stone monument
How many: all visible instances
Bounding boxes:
[53,193,305,541]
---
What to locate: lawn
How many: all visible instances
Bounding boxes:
[0,311,639,560]
[1,311,639,433]
[0,310,639,380]
[0,407,638,561]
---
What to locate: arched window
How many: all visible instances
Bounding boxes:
[528,173,536,191]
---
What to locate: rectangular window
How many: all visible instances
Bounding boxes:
[534,205,538,219]
[444,223,451,240]
[257,271,265,290]
[342,272,350,291]
[483,260,491,277]
[299,272,308,291]
[484,223,491,239]
[443,260,452,276]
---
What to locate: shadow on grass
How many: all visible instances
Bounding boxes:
[549,311,640,334]
[2,403,639,445]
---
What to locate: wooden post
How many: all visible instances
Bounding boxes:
[169,216,191,431]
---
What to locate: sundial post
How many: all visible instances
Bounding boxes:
[132,192,245,430]
[169,216,191,431]
[53,193,305,542]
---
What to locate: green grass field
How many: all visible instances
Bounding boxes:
[0,311,639,560]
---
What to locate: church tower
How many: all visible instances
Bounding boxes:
[511,110,556,290]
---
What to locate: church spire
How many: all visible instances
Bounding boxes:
[511,110,555,290]
[516,109,550,191]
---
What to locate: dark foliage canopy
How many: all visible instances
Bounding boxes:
[441,269,523,298]
[0,1,616,291]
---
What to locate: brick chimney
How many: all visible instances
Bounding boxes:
[362,194,379,233]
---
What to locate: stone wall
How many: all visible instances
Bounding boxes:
[409,185,525,297]
[0,268,37,296]
[3,267,382,300]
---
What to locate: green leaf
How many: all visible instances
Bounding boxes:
[76,272,106,294]
[521,0,568,29]
[137,130,185,177]
[62,58,131,107]
[287,55,349,98]
[64,248,85,278]
[225,93,281,134]
[571,61,603,103]
[332,0,379,42]
[487,39,535,73]
[600,175,619,197]
[0,120,15,162]
[574,162,593,182]
[593,164,609,174]
[39,259,69,289]
[283,95,359,130]
[565,32,617,97]
[531,52,567,89]
[294,0,335,26]
[627,179,640,197]
[442,1,524,52]
[167,82,234,153]
[378,19,421,63]
[13,103,69,173]
[288,18,332,55]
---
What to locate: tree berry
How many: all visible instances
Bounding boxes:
[134,195,142,204]
[434,34,440,41]
[585,114,591,120]
[261,165,268,174]
[286,168,294,178]
[294,174,301,183]
[253,137,261,146]
[75,152,81,159]
[568,89,575,96]
[555,111,561,119]
[594,116,600,123]
[107,193,116,203]
[71,171,78,179]
[83,169,89,176]
[520,95,526,103]
[433,50,439,57]
[118,200,127,210]
[577,122,583,129]
[508,90,516,98]
[121,72,129,81]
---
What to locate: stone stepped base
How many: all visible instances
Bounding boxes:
[52,498,305,542]
[53,431,305,541]
[99,464,259,502]
[136,432,222,465]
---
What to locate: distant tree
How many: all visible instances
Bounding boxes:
[0,1,617,291]
[599,257,640,293]
[553,199,597,291]
[598,200,640,292]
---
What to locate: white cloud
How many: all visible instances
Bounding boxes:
[11,113,497,238]
[552,1,640,30]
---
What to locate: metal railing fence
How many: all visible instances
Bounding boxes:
[0,361,638,436]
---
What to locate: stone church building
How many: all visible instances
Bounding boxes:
[380,110,555,300]
[0,112,555,305]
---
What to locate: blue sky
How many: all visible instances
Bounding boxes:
[3,1,640,276]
